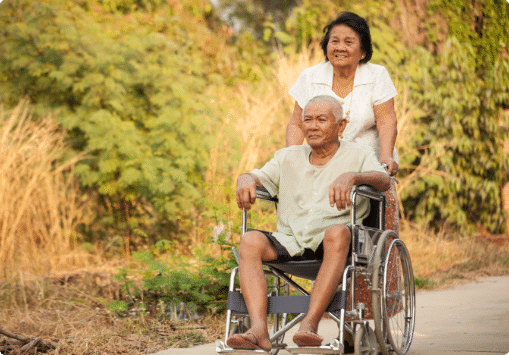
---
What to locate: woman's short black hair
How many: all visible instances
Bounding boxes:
[320,12,373,64]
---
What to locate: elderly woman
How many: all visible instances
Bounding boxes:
[286,11,399,233]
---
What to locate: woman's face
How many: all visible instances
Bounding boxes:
[326,24,365,70]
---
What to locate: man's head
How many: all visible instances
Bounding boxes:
[302,95,347,149]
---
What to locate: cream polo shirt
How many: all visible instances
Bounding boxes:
[289,61,399,163]
[251,141,387,257]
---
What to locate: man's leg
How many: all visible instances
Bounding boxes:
[294,225,351,343]
[227,230,278,351]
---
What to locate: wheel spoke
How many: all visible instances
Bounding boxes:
[378,238,416,355]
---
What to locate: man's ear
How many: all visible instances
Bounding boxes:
[337,118,348,136]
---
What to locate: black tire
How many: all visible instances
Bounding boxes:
[372,231,415,355]
[382,239,415,354]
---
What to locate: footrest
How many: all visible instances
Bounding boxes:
[216,341,269,355]
[285,339,344,354]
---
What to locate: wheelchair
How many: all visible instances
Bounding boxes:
[216,184,416,355]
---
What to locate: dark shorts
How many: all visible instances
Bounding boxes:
[249,227,351,263]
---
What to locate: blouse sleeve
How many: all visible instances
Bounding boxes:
[372,66,397,106]
[288,69,310,109]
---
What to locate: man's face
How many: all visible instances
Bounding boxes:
[302,101,346,148]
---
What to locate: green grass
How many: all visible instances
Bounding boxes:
[414,276,436,289]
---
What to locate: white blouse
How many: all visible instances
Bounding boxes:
[289,61,399,163]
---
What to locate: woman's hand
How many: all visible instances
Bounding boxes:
[380,156,399,176]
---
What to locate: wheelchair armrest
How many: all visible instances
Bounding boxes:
[256,186,278,203]
[356,184,378,194]
[353,185,385,202]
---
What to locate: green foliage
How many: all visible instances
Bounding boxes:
[430,0,509,71]
[400,38,509,233]
[414,276,435,289]
[394,0,509,233]
[0,0,271,244]
[110,235,235,318]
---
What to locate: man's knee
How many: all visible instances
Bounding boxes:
[323,225,351,251]
[239,231,271,258]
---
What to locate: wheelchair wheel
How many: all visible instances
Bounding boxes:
[372,231,415,355]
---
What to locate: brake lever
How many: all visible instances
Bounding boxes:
[381,163,399,184]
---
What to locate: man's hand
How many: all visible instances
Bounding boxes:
[329,172,357,210]
[236,174,257,210]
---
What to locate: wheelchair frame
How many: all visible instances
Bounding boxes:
[216,185,415,355]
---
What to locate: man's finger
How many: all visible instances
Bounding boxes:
[345,187,352,208]
[335,188,343,210]
[238,188,249,210]
[236,190,244,209]
[341,189,348,209]
[249,185,256,204]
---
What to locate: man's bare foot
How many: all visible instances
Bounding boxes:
[297,319,319,335]
[293,330,323,347]
[226,328,271,352]
[293,320,322,347]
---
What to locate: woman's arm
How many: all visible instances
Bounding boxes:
[286,102,304,146]
[373,98,398,175]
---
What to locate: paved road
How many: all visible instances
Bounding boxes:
[152,276,509,355]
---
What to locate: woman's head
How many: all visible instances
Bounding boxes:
[320,12,372,64]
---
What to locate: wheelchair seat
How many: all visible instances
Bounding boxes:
[263,259,322,281]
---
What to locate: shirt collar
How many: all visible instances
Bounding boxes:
[312,61,374,87]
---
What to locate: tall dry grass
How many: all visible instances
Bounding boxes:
[0,100,94,280]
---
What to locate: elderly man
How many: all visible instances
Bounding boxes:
[227,95,390,351]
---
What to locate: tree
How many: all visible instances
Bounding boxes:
[0,0,269,246]
[399,0,509,233]
[214,0,299,42]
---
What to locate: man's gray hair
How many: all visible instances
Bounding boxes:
[302,95,344,123]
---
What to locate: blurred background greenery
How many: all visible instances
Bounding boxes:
[0,0,508,277]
